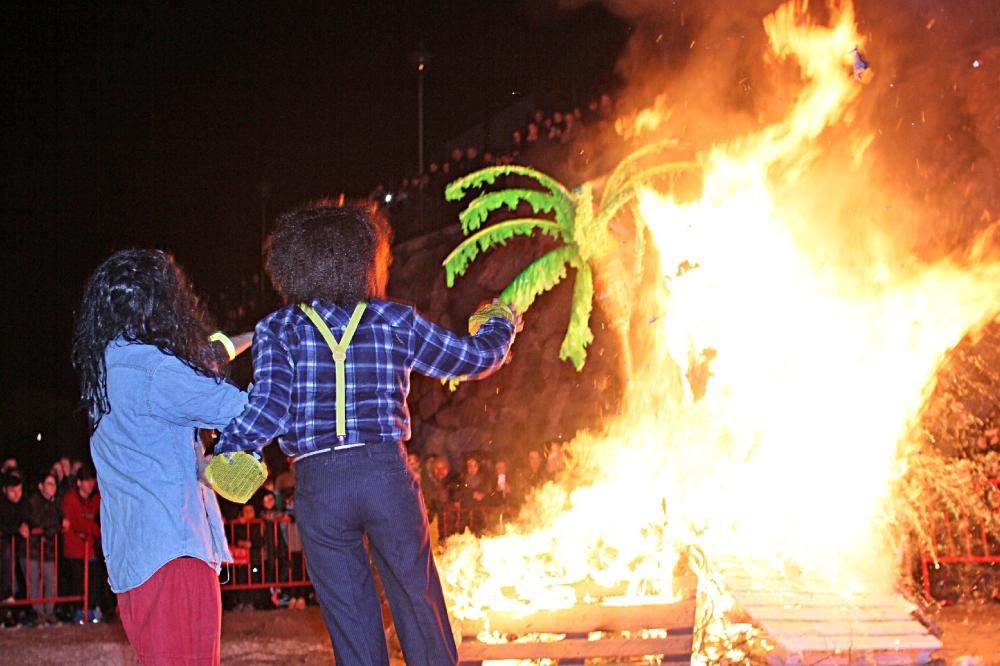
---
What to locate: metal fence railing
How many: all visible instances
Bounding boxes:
[919,478,1000,600]
[8,485,997,616]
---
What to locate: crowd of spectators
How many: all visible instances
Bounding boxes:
[219,463,309,613]
[371,93,620,243]
[0,455,108,628]
[417,443,568,543]
[203,92,627,341]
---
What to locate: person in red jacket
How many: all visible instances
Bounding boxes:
[61,465,102,623]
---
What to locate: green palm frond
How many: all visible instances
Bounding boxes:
[446,165,573,203]
[601,139,686,208]
[594,187,639,230]
[459,189,564,235]
[442,219,562,287]
[559,261,594,371]
[632,224,646,285]
[607,162,701,211]
[569,183,605,262]
[499,245,577,314]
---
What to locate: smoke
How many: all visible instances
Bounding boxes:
[565,0,999,257]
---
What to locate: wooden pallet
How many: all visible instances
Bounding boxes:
[716,561,943,665]
[457,596,697,663]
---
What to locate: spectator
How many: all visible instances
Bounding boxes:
[546,442,566,479]
[526,122,540,144]
[229,504,266,611]
[61,465,103,623]
[512,449,548,509]
[457,455,489,535]
[281,492,308,609]
[421,453,438,488]
[523,448,547,489]
[490,459,513,513]
[465,145,480,171]
[49,461,66,497]
[424,456,460,542]
[26,471,65,626]
[407,451,422,480]
[511,129,523,150]
[257,490,290,608]
[1,473,30,626]
[450,146,465,173]
[274,457,296,509]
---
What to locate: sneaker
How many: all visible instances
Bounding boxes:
[88,608,103,624]
[73,609,85,625]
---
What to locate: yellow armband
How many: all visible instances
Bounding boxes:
[468,302,515,335]
[209,331,236,361]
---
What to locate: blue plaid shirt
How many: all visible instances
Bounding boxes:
[217,299,515,458]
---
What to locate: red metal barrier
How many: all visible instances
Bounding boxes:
[1,532,90,612]
[222,516,310,593]
[436,505,513,540]
[920,478,1000,599]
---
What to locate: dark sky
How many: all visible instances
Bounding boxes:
[1,2,629,456]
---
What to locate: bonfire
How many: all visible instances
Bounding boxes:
[436,0,999,663]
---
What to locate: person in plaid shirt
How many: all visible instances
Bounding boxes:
[217,201,518,666]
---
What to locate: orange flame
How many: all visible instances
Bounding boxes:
[615,94,673,141]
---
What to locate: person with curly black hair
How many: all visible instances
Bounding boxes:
[216,201,520,666]
[72,249,251,665]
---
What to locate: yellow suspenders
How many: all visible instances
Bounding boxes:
[298,302,367,439]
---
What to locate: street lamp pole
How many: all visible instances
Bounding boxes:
[410,47,431,177]
[410,47,431,233]
[417,62,425,177]
[259,179,271,310]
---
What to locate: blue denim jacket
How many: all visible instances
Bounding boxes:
[91,340,248,593]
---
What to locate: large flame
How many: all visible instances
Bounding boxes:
[438,0,1000,638]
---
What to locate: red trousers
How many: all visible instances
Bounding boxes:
[118,557,222,666]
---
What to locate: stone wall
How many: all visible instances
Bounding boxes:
[387,225,626,468]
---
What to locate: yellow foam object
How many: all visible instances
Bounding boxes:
[205,452,268,504]
[468,303,515,335]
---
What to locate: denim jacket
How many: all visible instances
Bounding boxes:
[91,340,248,593]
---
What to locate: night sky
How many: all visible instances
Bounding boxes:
[2,2,630,460]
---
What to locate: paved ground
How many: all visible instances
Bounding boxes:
[0,602,998,664]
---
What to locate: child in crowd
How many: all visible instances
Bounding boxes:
[216,202,519,666]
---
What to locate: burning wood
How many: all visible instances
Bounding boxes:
[458,596,696,663]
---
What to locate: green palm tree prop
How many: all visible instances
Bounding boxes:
[443,149,702,372]
[443,165,600,370]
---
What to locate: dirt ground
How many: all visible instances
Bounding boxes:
[0,603,998,665]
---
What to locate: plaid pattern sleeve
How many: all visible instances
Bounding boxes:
[409,308,515,380]
[215,319,294,455]
[216,300,515,459]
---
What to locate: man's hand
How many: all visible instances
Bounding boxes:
[18,523,29,540]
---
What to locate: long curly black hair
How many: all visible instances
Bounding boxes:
[265,200,393,307]
[72,249,222,432]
